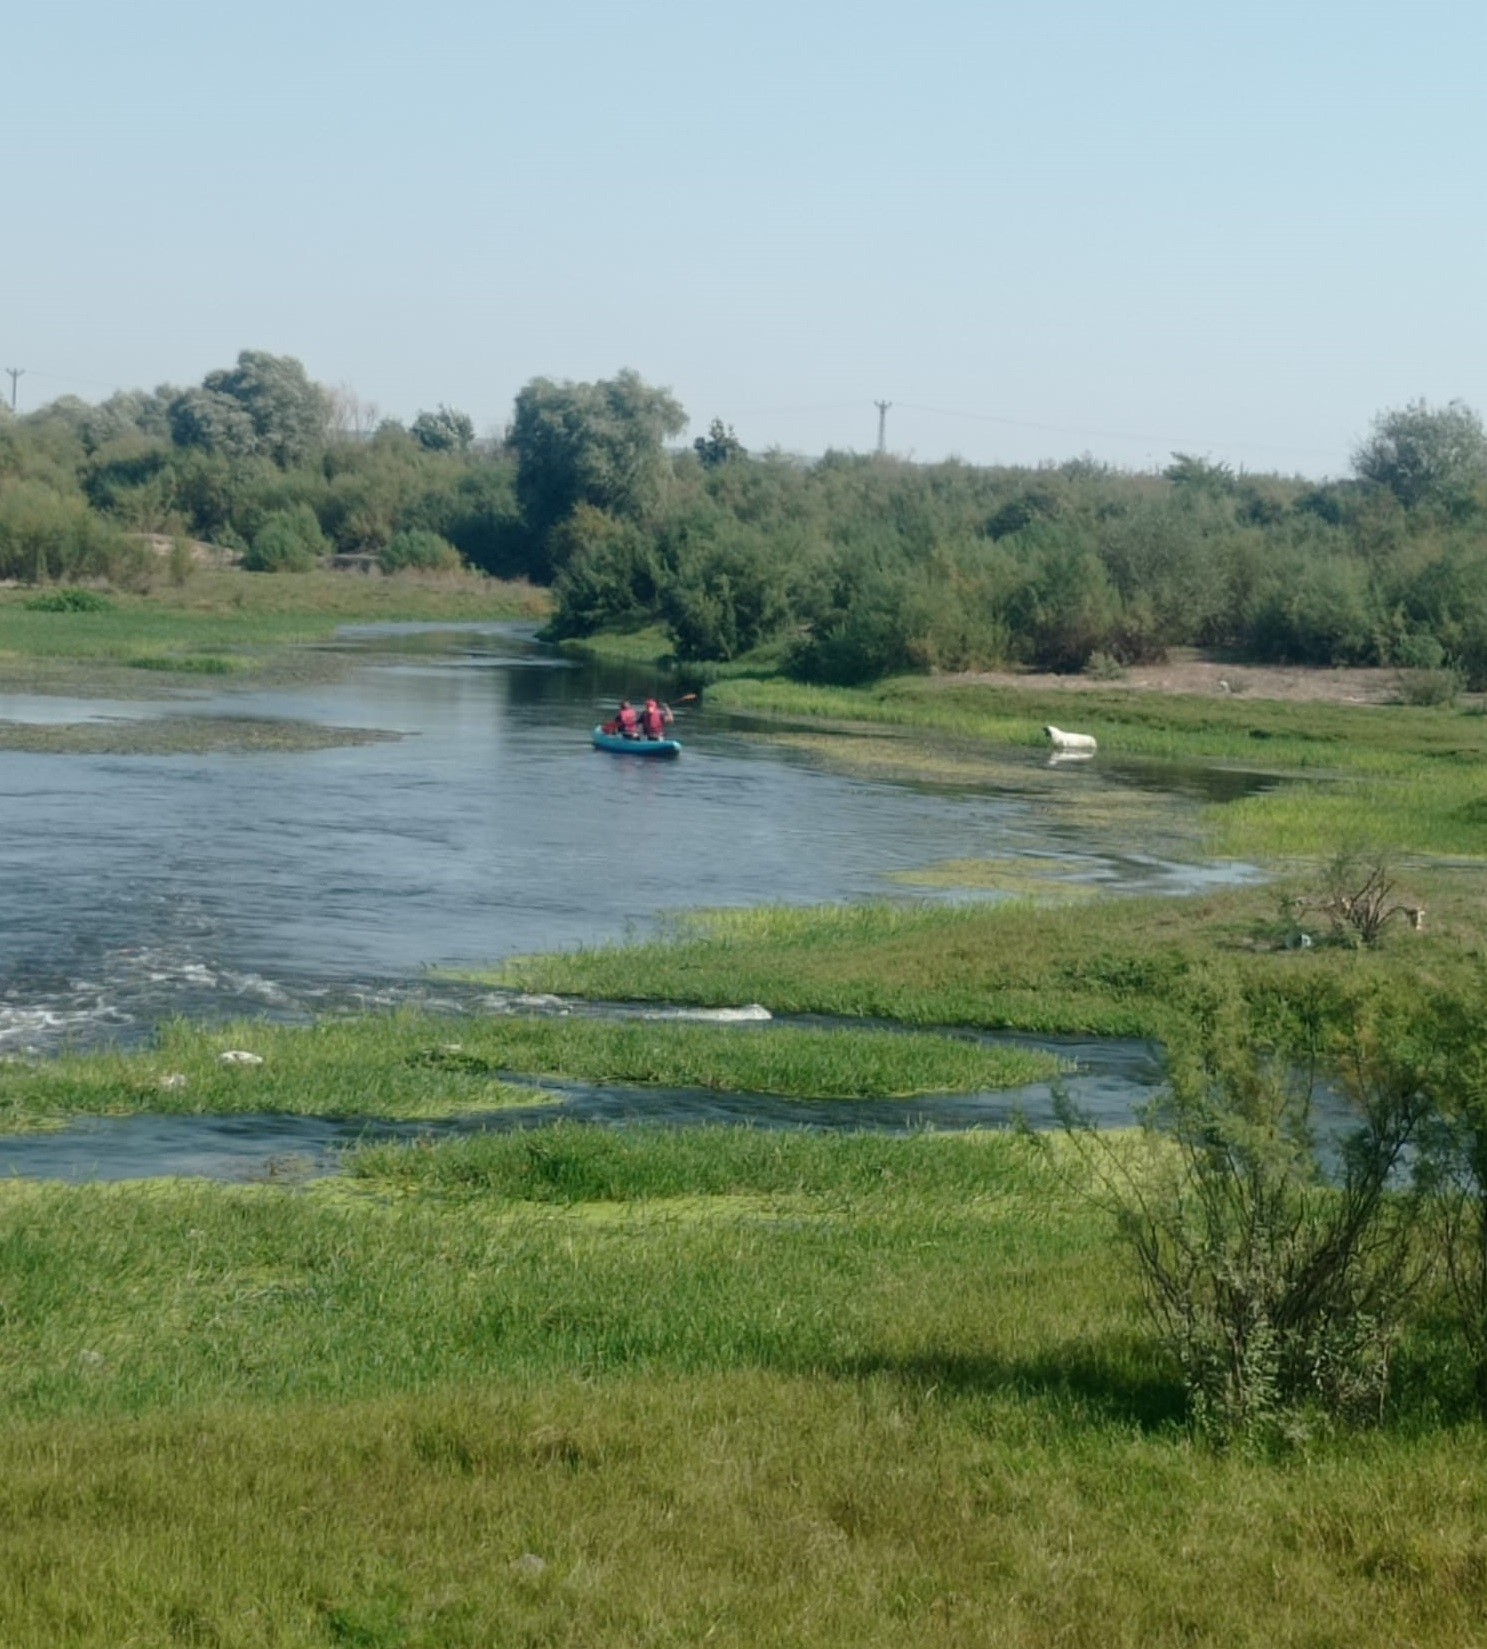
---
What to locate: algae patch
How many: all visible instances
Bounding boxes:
[0,716,403,756]
[890,856,1100,897]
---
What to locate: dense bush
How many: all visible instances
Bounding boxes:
[379,529,461,574]
[244,504,327,573]
[0,481,141,584]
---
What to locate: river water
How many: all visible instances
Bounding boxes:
[0,623,1257,1176]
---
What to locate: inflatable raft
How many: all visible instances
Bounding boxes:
[592,727,682,758]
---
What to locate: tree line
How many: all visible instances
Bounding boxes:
[5,351,1487,684]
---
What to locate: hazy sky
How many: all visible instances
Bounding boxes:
[4,0,1483,474]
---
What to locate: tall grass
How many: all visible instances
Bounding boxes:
[0,1012,1059,1131]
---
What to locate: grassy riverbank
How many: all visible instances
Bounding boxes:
[0,569,547,696]
[0,1013,1059,1131]
[706,675,1487,862]
[1,1127,1485,1646]
[491,881,1479,1037]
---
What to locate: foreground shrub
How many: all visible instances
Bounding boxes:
[1059,981,1431,1446]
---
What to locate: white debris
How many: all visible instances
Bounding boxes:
[216,1050,264,1067]
[639,1004,773,1023]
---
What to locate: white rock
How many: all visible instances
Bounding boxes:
[216,1050,264,1067]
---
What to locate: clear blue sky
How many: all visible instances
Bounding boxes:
[4,0,1483,474]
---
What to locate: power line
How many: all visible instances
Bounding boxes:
[24,366,127,393]
[892,400,1342,463]
[4,368,23,412]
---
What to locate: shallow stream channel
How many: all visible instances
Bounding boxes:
[0,622,1257,1180]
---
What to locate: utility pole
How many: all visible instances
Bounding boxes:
[4,367,22,413]
[874,400,891,456]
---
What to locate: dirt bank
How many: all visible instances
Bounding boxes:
[943,657,1410,706]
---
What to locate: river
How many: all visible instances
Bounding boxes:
[0,623,1265,1176]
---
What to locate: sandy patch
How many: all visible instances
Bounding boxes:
[940,657,1410,706]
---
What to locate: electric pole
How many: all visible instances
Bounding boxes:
[874,400,891,455]
[4,367,22,413]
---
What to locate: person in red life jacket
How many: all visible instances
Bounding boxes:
[602,700,642,738]
[641,697,674,740]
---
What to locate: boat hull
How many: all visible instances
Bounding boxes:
[592,728,682,758]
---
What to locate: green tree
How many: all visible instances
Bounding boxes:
[509,369,686,573]
[1353,399,1487,513]
[171,351,331,468]
[411,405,475,454]
[693,418,746,468]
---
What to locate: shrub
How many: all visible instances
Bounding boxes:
[244,504,327,573]
[1084,650,1127,682]
[1058,980,1429,1446]
[378,529,462,574]
[25,587,115,612]
[0,481,137,583]
[1396,667,1463,707]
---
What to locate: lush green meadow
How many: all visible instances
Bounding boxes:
[2,1127,1486,1647]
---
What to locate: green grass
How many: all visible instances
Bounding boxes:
[2,1129,1486,1644]
[708,675,1487,861]
[487,885,1478,1038]
[0,568,548,694]
[0,1012,1060,1131]
[554,623,674,666]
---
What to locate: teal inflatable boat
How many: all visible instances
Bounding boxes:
[592,727,682,758]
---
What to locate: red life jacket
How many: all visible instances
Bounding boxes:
[642,703,669,738]
[616,705,640,736]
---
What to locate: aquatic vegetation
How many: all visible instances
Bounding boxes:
[887,856,1099,898]
[0,1012,1061,1131]
[491,886,1475,1038]
[0,716,401,757]
[711,675,1487,861]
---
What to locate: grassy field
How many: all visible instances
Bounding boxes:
[0,1013,1060,1131]
[0,568,547,695]
[489,881,1481,1037]
[708,675,1487,861]
[0,1127,1484,1646]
